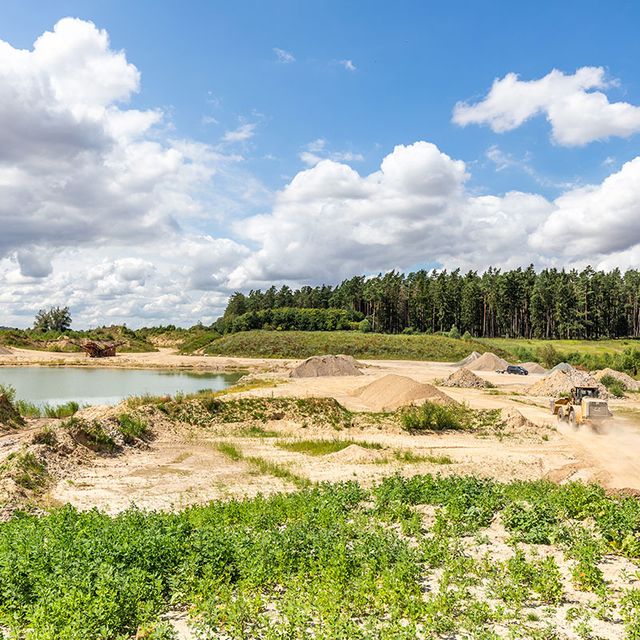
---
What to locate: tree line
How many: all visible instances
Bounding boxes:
[218,266,640,339]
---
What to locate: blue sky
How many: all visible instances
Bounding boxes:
[1,1,640,326]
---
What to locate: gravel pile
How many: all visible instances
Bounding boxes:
[528,369,610,398]
[442,367,492,389]
[290,354,363,378]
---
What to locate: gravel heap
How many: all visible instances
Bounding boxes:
[468,352,510,371]
[456,351,481,367]
[528,368,610,398]
[592,368,640,391]
[290,354,363,378]
[442,367,492,389]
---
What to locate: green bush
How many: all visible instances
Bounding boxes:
[599,374,626,397]
[400,402,464,432]
[117,414,149,443]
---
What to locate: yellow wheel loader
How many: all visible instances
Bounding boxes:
[551,386,612,429]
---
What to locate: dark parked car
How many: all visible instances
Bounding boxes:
[502,365,528,375]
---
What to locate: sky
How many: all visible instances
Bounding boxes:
[1,0,640,328]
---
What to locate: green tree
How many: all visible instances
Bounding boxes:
[33,306,72,332]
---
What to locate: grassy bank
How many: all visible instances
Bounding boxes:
[201,330,498,361]
[0,476,639,638]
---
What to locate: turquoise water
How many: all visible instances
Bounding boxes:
[0,367,242,407]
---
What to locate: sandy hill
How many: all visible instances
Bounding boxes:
[520,362,547,374]
[528,368,609,398]
[0,346,12,355]
[468,352,509,371]
[593,368,640,391]
[442,367,492,389]
[353,374,455,412]
[456,351,481,367]
[290,354,363,378]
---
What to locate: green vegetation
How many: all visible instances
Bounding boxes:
[0,476,638,638]
[33,305,72,332]
[393,450,454,464]
[600,374,627,398]
[277,438,383,456]
[177,329,221,354]
[117,413,149,442]
[0,451,49,490]
[218,268,640,339]
[202,329,496,360]
[216,440,309,488]
[63,417,116,453]
[399,401,503,433]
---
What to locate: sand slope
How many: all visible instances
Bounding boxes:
[353,374,455,411]
[442,367,491,389]
[468,352,509,371]
[290,354,363,378]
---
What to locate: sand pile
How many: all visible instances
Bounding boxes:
[290,354,363,378]
[442,367,492,389]
[353,374,455,411]
[499,408,542,437]
[0,394,25,430]
[528,369,609,398]
[592,368,640,391]
[550,362,575,374]
[456,351,481,367]
[468,352,509,371]
[326,444,386,464]
[520,362,547,374]
[0,346,12,355]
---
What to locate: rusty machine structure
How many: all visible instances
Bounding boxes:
[70,340,126,358]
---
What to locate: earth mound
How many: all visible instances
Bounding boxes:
[353,374,455,412]
[290,354,363,378]
[456,351,481,367]
[550,362,575,374]
[0,393,25,430]
[499,408,542,437]
[0,346,12,355]
[528,369,609,398]
[442,367,492,389]
[468,352,509,371]
[520,362,547,374]
[326,444,386,464]
[592,368,640,391]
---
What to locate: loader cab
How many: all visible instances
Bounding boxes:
[572,386,599,405]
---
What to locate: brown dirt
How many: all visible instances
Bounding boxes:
[0,346,12,355]
[468,352,510,371]
[520,361,548,374]
[352,374,455,411]
[289,354,363,378]
[528,368,610,398]
[442,367,492,389]
[593,367,640,391]
[325,444,387,463]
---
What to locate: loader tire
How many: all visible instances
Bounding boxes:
[569,410,577,429]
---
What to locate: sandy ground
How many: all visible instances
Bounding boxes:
[2,346,640,514]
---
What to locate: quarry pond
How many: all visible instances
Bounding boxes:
[0,366,242,407]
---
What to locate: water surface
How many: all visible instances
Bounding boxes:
[0,367,242,407]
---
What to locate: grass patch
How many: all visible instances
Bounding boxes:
[117,413,149,443]
[399,401,503,433]
[63,417,117,453]
[1,476,640,638]
[203,329,502,361]
[393,450,454,464]
[600,374,627,398]
[0,451,49,491]
[216,440,309,487]
[236,425,280,438]
[277,438,383,456]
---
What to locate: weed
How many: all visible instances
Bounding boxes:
[117,413,149,443]
[0,451,49,490]
[277,439,382,456]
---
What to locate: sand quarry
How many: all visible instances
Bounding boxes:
[2,348,640,516]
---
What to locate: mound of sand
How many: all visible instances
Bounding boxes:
[499,408,542,437]
[0,394,25,430]
[456,351,481,367]
[550,362,575,374]
[0,346,12,355]
[353,374,455,412]
[290,354,363,378]
[326,444,386,464]
[593,368,640,391]
[528,369,609,398]
[468,352,509,371]
[442,367,492,389]
[520,362,547,374]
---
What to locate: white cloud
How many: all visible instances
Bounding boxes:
[273,48,295,64]
[299,139,364,166]
[222,122,257,143]
[453,67,640,146]
[339,59,356,72]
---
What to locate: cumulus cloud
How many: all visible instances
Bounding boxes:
[453,67,640,146]
[273,47,295,64]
